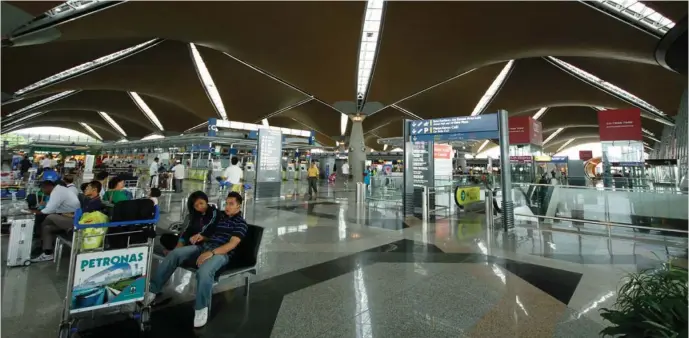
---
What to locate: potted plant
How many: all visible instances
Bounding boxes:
[600,263,688,337]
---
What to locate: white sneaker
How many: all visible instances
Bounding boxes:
[144,292,157,305]
[31,253,54,263]
[194,307,208,328]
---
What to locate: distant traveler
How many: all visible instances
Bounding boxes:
[20,155,32,181]
[307,161,319,198]
[341,160,350,188]
[41,156,52,170]
[172,160,185,193]
[363,166,371,188]
[149,157,160,188]
[222,157,243,192]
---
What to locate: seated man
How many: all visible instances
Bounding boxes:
[146,191,248,328]
[31,180,81,262]
[80,181,104,213]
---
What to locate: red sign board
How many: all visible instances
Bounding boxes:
[530,119,543,146]
[433,144,452,159]
[508,116,531,144]
[598,108,643,141]
[509,116,543,146]
[579,150,593,161]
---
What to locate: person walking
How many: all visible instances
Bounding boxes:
[222,157,243,192]
[19,155,32,182]
[341,160,350,188]
[307,161,319,198]
[149,157,159,188]
[172,160,185,193]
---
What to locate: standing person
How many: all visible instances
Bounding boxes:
[19,155,32,182]
[30,180,81,262]
[146,191,247,328]
[172,160,185,193]
[341,160,350,188]
[363,166,371,190]
[206,159,214,184]
[149,157,160,188]
[222,157,243,192]
[307,161,319,198]
[41,155,52,170]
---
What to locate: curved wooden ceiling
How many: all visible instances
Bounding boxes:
[46,1,364,104]
[641,1,688,22]
[367,1,659,105]
[3,1,686,148]
[2,38,150,94]
[37,109,151,139]
[560,56,686,115]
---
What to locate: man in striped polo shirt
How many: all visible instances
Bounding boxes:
[147,191,248,328]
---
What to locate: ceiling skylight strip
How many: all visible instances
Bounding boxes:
[470,60,514,116]
[79,122,103,140]
[129,92,164,131]
[262,119,269,127]
[547,57,670,120]
[645,134,660,143]
[589,0,675,34]
[14,40,158,96]
[476,140,490,153]
[5,111,47,127]
[7,91,76,117]
[556,138,576,153]
[356,0,384,100]
[98,112,127,137]
[140,134,164,141]
[543,128,565,145]
[184,122,208,133]
[532,107,548,120]
[641,128,654,137]
[189,43,228,120]
[340,114,348,135]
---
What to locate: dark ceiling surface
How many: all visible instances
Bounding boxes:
[2,1,686,153]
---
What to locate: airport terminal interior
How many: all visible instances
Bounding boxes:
[0,1,688,337]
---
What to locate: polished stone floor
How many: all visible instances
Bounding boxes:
[1,179,686,337]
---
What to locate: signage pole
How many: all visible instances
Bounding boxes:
[498,109,514,231]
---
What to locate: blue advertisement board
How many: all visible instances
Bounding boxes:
[410,113,499,136]
[208,118,218,137]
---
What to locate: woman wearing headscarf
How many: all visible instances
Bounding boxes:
[159,191,220,254]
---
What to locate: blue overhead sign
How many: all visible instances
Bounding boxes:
[409,113,499,136]
[412,130,499,142]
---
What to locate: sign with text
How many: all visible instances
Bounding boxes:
[508,116,543,146]
[598,108,643,141]
[410,113,499,136]
[412,141,433,186]
[579,150,593,161]
[256,128,282,183]
[509,156,533,163]
[433,143,453,180]
[70,247,148,314]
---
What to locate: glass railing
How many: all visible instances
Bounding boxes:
[509,182,688,240]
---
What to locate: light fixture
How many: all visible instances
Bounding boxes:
[532,107,548,120]
[5,111,46,127]
[543,128,565,145]
[641,128,654,137]
[98,112,127,137]
[470,60,514,116]
[341,114,349,135]
[79,122,103,140]
[262,119,269,127]
[7,91,75,117]
[556,138,575,153]
[383,144,388,151]
[476,140,490,153]
[645,134,661,143]
[129,92,164,131]
[190,43,228,120]
[15,40,158,96]
[356,0,384,98]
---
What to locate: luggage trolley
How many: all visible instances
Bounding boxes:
[58,207,160,338]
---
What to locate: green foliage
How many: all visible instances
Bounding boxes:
[600,264,688,337]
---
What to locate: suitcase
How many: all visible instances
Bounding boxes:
[6,217,35,267]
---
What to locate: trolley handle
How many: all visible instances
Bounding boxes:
[72,206,160,229]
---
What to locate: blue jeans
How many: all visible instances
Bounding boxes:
[150,245,229,310]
